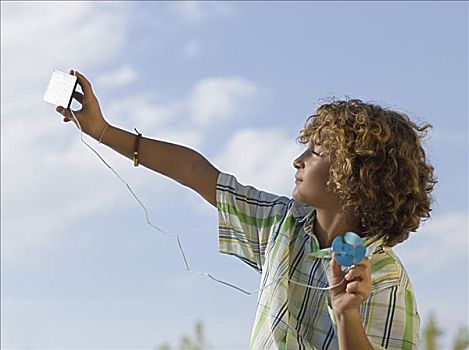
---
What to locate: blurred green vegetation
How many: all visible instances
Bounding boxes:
[422,312,469,350]
[156,313,469,349]
[155,320,207,350]
[453,327,469,350]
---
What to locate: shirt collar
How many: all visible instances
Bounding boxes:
[292,203,386,258]
[291,200,315,222]
[291,200,316,223]
[304,210,385,260]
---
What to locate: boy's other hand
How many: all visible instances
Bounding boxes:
[329,253,371,316]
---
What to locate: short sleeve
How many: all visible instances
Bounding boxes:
[216,172,291,272]
[363,285,420,350]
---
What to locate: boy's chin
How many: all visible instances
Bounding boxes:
[292,188,302,201]
[292,191,307,205]
[292,188,299,200]
[292,190,316,207]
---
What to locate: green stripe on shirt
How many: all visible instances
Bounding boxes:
[218,202,285,228]
[401,289,415,350]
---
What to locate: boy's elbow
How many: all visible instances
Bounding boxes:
[187,157,220,208]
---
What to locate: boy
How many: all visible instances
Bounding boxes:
[56,70,436,350]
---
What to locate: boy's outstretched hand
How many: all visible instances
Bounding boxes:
[56,69,108,140]
[329,253,372,316]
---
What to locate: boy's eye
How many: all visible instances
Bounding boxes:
[311,150,321,157]
[307,144,323,157]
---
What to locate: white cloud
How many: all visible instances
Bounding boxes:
[1,2,130,98]
[96,65,139,89]
[1,121,136,265]
[104,94,205,148]
[188,77,259,125]
[0,2,135,266]
[105,75,261,132]
[168,1,234,22]
[394,211,468,272]
[214,128,303,196]
[106,93,182,130]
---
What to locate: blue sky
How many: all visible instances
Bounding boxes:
[1,1,468,349]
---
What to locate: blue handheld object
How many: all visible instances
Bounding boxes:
[332,232,366,267]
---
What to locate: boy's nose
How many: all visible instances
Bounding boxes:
[293,155,305,169]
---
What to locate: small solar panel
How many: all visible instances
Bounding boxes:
[43,70,78,108]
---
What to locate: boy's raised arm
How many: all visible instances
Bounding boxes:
[55,70,220,207]
[99,126,220,207]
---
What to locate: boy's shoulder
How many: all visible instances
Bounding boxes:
[369,246,414,293]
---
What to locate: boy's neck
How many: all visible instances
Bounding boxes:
[314,209,364,249]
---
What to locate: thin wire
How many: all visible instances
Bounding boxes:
[68,109,345,295]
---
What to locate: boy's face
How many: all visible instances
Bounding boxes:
[292,144,339,209]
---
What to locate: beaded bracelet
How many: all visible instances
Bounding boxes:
[133,128,142,167]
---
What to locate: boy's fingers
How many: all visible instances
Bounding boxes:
[345,280,368,297]
[346,258,371,281]
[73,91,84,104]
[345,265,366,281]
[73,70,94,96]
[56,106,72,119]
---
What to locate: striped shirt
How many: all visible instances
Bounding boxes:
[216,172,420,350]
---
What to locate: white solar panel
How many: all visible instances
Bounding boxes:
[43,70,78,108]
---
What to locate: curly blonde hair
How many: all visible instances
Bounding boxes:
[297,98,437,246]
